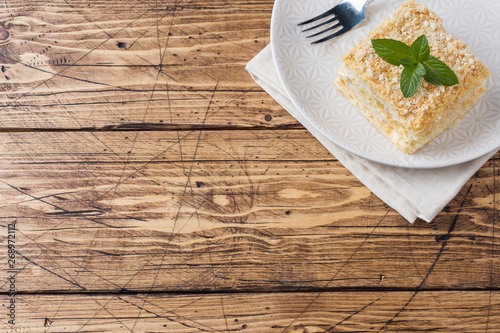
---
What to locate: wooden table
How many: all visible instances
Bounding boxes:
[0,1,498,332]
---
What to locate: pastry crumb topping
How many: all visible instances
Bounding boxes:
[342,0,490,130]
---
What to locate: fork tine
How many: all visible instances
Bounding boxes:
[302,16,338,33]
[310,27,347,44]
[306,22,342,38]
[297,8,334,26]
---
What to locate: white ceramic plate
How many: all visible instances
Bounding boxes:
[271,0,500,168]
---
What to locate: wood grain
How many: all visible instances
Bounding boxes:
[0,0,498,331]
[0,291,498,332]
[0,131,498,293]
[0,0,295,129]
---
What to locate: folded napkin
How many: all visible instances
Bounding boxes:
[246,45,498,223]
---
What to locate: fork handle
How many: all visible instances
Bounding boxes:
[352,0,375,11]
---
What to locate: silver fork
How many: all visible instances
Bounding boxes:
[298,0,375,44]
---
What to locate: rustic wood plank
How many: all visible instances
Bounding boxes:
[1,1,497,331]
[0,0,292,129]
[0,291,498,332]
[0,131,498,293]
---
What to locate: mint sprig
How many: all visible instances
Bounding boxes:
[371,35,458,98]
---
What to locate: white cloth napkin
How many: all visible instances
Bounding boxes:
[246,45,498,223]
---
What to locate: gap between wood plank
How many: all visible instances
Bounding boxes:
[2,287,500,297]
[0,124,304,132]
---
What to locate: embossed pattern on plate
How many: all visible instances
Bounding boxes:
[271,0,500,168]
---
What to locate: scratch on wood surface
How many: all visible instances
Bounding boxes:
[48,224,105,330]
[19,234,86,289]
[128,76,219,331]
[117,296,213,332]
[325,298,380,332]
[16,230,126,290]
[88,0,186,209]
[378,183,476,332]
[281,209,391,333]
[128,3,188,331]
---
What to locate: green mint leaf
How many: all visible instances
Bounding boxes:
[422,55,459,86]
[401,65,423,98]
[371,39,412,66]
[415,62,426,76]
[411,35,430,62]
[371,35,459,98]
[400,57,416,68]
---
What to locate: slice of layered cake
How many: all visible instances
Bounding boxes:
[334,0,490,154]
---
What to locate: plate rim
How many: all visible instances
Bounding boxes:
[270,0,500,169]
